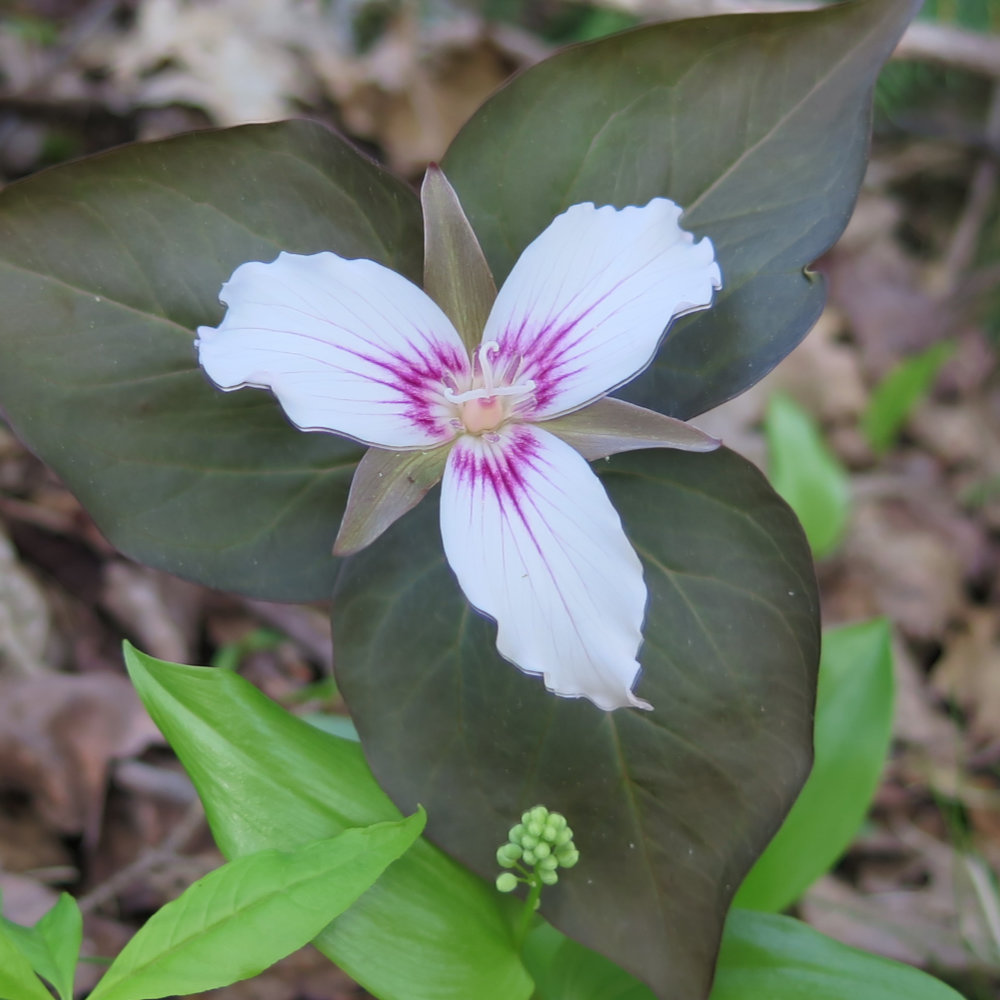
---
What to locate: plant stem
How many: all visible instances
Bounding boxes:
[514,875,542,951]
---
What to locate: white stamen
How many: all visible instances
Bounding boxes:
[445,383,534,404]
[479,340,500,393]
[442,341,535,405]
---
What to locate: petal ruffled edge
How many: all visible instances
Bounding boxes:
[482,199,722,419]
[197,251,470,450]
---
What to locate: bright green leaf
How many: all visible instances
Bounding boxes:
[333,446,821,999]
[32,894,82,1000]
[123,645,531,1000]
[525,909,964,1000]
[0,121,422,601]
[861,341,954,455]
[735,620,894,912]
[444,0,920,420]
[0,893,81,1000]
[765,393,851,558]
[88,812,424,1000]
[0,920,54,1000]
[710,909,966,1000]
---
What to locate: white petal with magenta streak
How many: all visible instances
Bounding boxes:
[197,251,470,449]
[440,423,650,711]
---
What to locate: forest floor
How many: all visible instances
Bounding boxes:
[0,2,999,998]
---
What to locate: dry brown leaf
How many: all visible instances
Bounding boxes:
[92,0,339,123]
[827,193,950,376]
[0,672,160,844]
[932,610,1000,744]
[831,493,966,642]
[802,860,992,971]
[890,640,963,764]
[0,871,60,926]
[314,11,515,173]
[100,561,203,665]
[0,529,51,677]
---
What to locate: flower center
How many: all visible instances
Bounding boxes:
[444,341,535,436]
[460,395,507,433]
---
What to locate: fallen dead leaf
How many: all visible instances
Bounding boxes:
[0,672,160,845]
[100,561,204,665]
[827,195,951,376]
[0,528,51,677]
[831,492,966,642]
[932,610,1000,745]
[314,10,517,173]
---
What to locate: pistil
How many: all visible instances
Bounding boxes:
[444,340,536,435]
[460,395,507,433]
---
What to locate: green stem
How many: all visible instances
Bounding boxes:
[514,875,542,951]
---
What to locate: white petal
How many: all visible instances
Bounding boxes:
[482,200,721,418]
[197,252,470,449]
[440,423,650,711]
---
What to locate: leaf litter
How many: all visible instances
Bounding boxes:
[0,2,998,997]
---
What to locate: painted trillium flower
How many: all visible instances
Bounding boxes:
[196,168,722,711]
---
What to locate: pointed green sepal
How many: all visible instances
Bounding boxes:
[543,397,720,462]
[333,445,450,556]
[421,164,497,353]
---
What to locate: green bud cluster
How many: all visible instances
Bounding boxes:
[495,805,579,892]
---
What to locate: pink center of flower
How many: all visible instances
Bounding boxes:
[444,341,536,436]
[460,395,506,433]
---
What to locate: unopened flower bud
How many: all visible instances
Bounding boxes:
[528,805,548,824]
[538,868,559,886]
[497,844,521,867]
[533,842,551,859]
[556,848,580,868]
[496,873,518,893]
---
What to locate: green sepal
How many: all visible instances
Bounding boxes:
[333,444,450,556]
[543,397,720,461]
[421,164,497,353]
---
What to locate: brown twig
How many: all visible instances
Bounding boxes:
[77,797,206,916]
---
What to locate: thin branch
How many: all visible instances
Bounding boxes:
[77,798,206,915]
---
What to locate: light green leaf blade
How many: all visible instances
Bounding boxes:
[33,894,82,1000]
[123,644,531,1000]
[765,393,851,558]
[861,341,954,455]
[710,910,965,1000]
[734,620,894,912]
[0,920,54,1000]
[89,812,424,1000]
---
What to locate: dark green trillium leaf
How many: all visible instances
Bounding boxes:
[442,0,920,419]
[0,121,422,600]
[333,447,820,1000]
